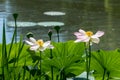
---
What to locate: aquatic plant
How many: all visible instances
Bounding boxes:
[1,13,120,80]
[74,29,104,44]
[91,49,120,80]
[74,29,104,80]
[25,37,54,51]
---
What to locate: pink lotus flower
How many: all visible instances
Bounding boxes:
[25,37,54,51]
[74,29,104,44]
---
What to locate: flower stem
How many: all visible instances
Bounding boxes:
[88,41,91,76]
[8,13,18,59]
[107,71,110,80]
[84,43,89,80]
[85,41,92,80]
[102,68,106,80]
[48,30,54,80]
[60,69,66,80]
[54,26,60,42]
[56,75,59,80]
[50,49,54,80]
[60,71,62,80]
[2,19,7,80]
[13,13,18,43]
[40,51,42,80]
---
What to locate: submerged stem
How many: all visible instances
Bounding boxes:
[57,32,60,42]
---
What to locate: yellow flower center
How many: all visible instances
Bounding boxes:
[36,40,44,47]
[86,31,93,37]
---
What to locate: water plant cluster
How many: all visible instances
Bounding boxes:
[1,14,120,80]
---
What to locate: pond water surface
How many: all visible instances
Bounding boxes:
[0,0,120,50]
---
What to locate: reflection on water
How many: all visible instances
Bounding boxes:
[7,21,37,27]
[0,0,120,50]
[37,21,64,27]
[7,21,64,27]
[104,0,114,49]
[43,11,66,16]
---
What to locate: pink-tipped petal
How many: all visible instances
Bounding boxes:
[43,41,51,47]
[29,37,37,43]
[25,40,34,45]
[74,39,82,43]
[74,32,81,37]
[79,29,86,34]
[74,35,90,43]
[30,45,39,51]
[93,31,104,38]
[74,32,85,36]
[74,33,87,39]
[82,37,90,42]
[91,37,100,44]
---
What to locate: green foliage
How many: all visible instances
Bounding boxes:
[91,49,120,80]
[26,41,86,79]
[48,41,84,79]
[1,40,120,80]
[0,41,33,80]
[1,17,120,80]
[50,41,85,76]
[0,40,86,80]
[7,43,32,66]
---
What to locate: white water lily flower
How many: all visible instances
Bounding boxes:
[25,37,54,51]
[74,29,104,44]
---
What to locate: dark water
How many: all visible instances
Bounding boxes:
[0,0,120,50]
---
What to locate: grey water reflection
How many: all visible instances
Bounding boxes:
[0,0,120,50]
